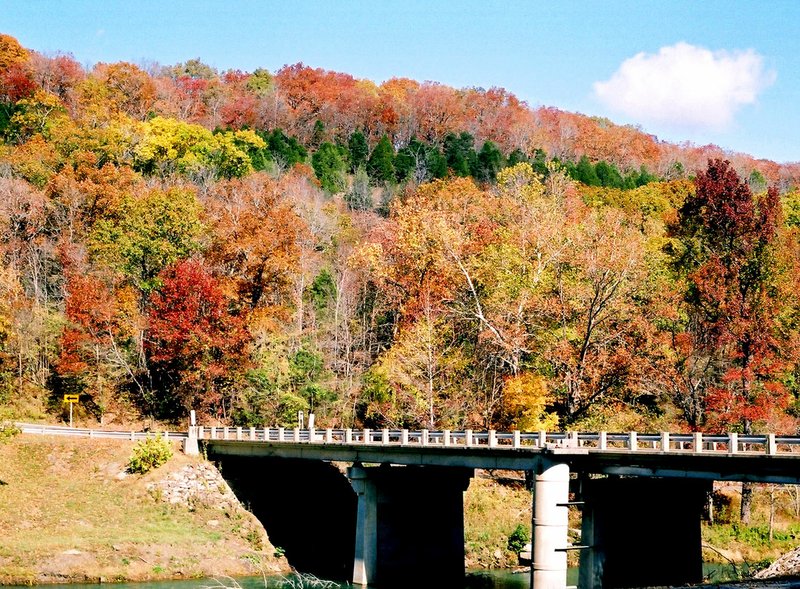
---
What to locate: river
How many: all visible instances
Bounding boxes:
[6,564,757,589]
[5,571,540,589]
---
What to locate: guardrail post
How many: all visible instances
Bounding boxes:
[325,428,333,443]
[511,430,520,449]
[362,428,371,444]
[293,427,300,442]
[381,428,389,445]
[728,432,738,454]
[263,427,270,441]
[628,431,638,451]
[401,429,409,445]
[465,429,473,447]
[569,431,579,448]
[767,433,777,455]
[444,429,451,446]
[488,429,497,448]
[309,426,316,443]
[210,426,217,440]
[277,426,285,442]
[345,428,353,444]
[693,432,703,453]
[249,426,256,441]
[223,426,229,440]
[599,431,607,450]
[130,430,136,441]
[661,431,670,452]
[538,430,547,448]
[236,427,243,441]
[422,429,429,445]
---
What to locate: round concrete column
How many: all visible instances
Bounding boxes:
[532,462,569,589]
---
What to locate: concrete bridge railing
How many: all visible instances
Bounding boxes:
[196,426,800,455]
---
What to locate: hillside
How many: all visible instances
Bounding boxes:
[0,31,798,443]
[0,434,288,584]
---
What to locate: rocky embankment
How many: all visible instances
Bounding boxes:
[755,546,800,580]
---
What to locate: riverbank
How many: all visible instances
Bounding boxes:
[0,435,289,585]
[1,434,797,585]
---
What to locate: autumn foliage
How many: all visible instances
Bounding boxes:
[147,259,249,418]
[0,34,797,435]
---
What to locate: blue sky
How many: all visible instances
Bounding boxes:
[3,1,799,162]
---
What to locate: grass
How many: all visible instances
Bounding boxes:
[464,474,533,569]
[702,482,800,571]
[0,435,287,584]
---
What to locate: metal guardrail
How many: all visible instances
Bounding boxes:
[199,426,800,456]
[15,422,187,441]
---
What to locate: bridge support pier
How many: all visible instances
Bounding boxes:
[349,465,377,586]
[347,464,472,587]
[578,477,710,589]
[531,461,570,589]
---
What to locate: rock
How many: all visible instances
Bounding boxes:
[207,519,219,527]
[62,549,82,555]
[756,545,800,578]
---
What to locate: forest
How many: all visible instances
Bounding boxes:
[0,32,798,436]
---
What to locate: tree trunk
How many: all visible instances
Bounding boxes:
[740,482,754,524]
[707,490,714,524]
[768,485,775,543]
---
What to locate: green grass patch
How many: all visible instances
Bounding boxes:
[0,435,284,583]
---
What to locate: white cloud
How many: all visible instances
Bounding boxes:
[594,42,775,131]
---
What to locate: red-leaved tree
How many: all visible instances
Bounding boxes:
[147,259,250,420]
[675,159,789,433]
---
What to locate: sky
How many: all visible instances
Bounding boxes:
[2,0,800,163]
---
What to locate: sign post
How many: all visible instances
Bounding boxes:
[63,394,79,428]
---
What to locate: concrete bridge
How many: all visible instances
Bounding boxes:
[194,426,800,589]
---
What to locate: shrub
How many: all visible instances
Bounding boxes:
[507,523,530,553]
[0,421,19,443]
[127,435,173,474]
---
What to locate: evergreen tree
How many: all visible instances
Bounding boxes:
[444,131,477,177]
[595,160,624,188]
[310,119,326,148]
[507,148,529,167]
[348,130,369,173]
[475,140,505,182]
[426,143,448,180]
[367,135,395,183]
[258,129,307,169]
[312,142,347,193]
[574,155,601,186]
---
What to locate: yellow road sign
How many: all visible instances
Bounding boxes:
[63,394,79,403]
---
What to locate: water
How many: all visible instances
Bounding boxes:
[5,570,542,589]
[3,564,777,589]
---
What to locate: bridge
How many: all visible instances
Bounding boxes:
[192,426,800,589]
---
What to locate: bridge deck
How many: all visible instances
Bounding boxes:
[201,427,800,484]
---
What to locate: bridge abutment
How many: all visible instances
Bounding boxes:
[347,464,473,587]
[578,477,710,589]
